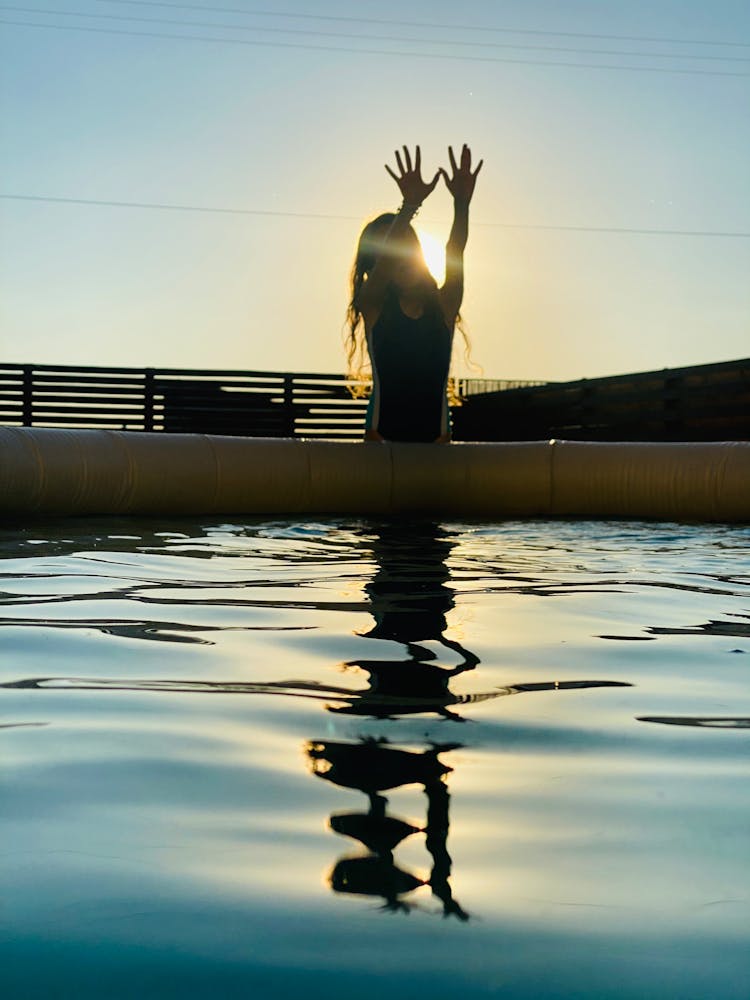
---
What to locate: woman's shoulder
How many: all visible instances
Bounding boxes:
[364,286,400,330]
[435,288,460,330]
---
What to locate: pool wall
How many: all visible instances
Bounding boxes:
[0,427,748,521]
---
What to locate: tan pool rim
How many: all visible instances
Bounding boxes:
[0,427,748,522]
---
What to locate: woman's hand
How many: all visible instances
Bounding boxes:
[441,144,483,204]
[385,145,440,208]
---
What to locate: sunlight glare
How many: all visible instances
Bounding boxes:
[415,227,446,285]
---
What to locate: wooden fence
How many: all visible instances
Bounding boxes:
[2,360,746,441]
[0,364,536,441]
[452,358,750,442]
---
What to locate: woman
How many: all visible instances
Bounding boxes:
[347,144,482,443]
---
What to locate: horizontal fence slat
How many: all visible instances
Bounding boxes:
[34,382,144,399]
[26,418,147,428]
[155,367,298,379]
[155,379,285,390]
[30,365,149,376]
[28,397,142,405]
[297,421,367,428]
[31,374,147,387]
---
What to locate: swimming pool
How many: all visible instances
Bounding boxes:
[2,517,748,999]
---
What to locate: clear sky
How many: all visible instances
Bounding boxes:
[1,0,749,382]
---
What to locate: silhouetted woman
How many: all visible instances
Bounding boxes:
[347,144,482,443]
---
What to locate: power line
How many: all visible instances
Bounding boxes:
[3,6,748,62]
[0,193,360,221]
[92,0,750,50]
[3,194,749,239]
[2,17,749,77]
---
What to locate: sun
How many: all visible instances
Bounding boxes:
[415,227,446,285]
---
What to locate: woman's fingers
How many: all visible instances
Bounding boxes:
[439,146,483,202]
[391,145,421,176]
[388,144,479,185]
[385,147,448,201]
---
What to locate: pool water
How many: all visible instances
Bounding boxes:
[1,517,748,999]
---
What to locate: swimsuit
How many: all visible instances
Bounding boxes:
[365,293,453,443]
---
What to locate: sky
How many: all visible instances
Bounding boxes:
[1,0,749,383]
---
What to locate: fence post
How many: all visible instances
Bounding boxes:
[22,366,33,426]
[663,372,684,437]
[580,379,595,435]
[283,374,295,437]
[144,368,154,432]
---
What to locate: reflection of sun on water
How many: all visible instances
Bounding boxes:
[415,228,446,285]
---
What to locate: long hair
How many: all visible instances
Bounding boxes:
[345,214,477,399]
[345,213,398,392]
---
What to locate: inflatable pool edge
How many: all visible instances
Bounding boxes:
[0,428,748,522]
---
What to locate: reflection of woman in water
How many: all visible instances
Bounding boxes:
[308,737,468,920]
[308,523,471,916]
[360,521,476,663]
[347,145,482,443]
[337,521,480,721]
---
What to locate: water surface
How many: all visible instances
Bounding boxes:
[1,517,748,999]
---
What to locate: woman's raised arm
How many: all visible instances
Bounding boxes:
[439,144,483,322]
[356,145,440,313]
